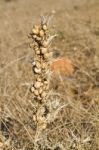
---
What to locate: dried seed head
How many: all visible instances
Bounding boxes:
[34,81,41,89]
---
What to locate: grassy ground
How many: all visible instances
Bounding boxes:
[0,0,99,149]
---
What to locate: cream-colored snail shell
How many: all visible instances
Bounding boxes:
[42,40,49,47]
[44,53,50,59]
[30,86,35,93]
[36,37,42,41]
[35,50,40,55]
[39,88,43,94]
[34,81,41,89]
[41,92,47,98]
[42,24,47,31]
[32,25,40,35]
[34,89,39,96]
[37,77,42,82]
[36,61,41,68]
[39,30,44,37]
[40,47,47,54]
[34,67,41,74]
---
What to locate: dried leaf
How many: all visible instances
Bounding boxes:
[51,57,74,76]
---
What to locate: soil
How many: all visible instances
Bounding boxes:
[0,0,99,149]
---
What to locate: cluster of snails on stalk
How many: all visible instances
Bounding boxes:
[30,15,56,103]
[29,15,57,130]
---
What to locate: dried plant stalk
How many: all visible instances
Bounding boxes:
[29,15,56,130]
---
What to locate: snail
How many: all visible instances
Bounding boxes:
[34,81,41,89]
[42,40,49,47]
[39,88,43,94]
[41,62,48,70]
[30,86,35,93]
[36,37,42,41]
[42,24,47,31]
[35,50,40,55]
[41,91,47,98]
[34,67,41,74]
[29,43,35,48]
[36,61,41,68]
[36,77,42,82]
[43,53,50,59]
[39,30,44,37]
[34,89,39,96]
[40,47,48,54]
[32,25,40,35]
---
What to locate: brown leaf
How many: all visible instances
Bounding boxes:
[51,57,74,76]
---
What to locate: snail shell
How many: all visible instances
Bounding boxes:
[40,47,47,54]
[32,61,36,66]
[37,77,42,82]
[44,53,50,59]
[36,50,40,55]
[39,88,43,94]
[40,82,44,87]
[32,25,40,35]
[33,115,36,122]
[40,123,47,129]
[41,92,47,98]
[39,30,44,37]
[34,81,41,89]
[37,96,42,101]
[34,89,39,96]
[33,35,37,39]
[44,52,52,59]
[44,80,48,85]
[42,24,47,31]
[30,43,35,48]
[34,67,41,74]
[37,116,45,122]
[42,62,47,69]
[36,37,42,41]
[45,84,49,90]
[36,61,41,68]
[30,86,35,93]
[42,40,49,47]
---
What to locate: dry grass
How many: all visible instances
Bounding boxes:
[0,0,99,149]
